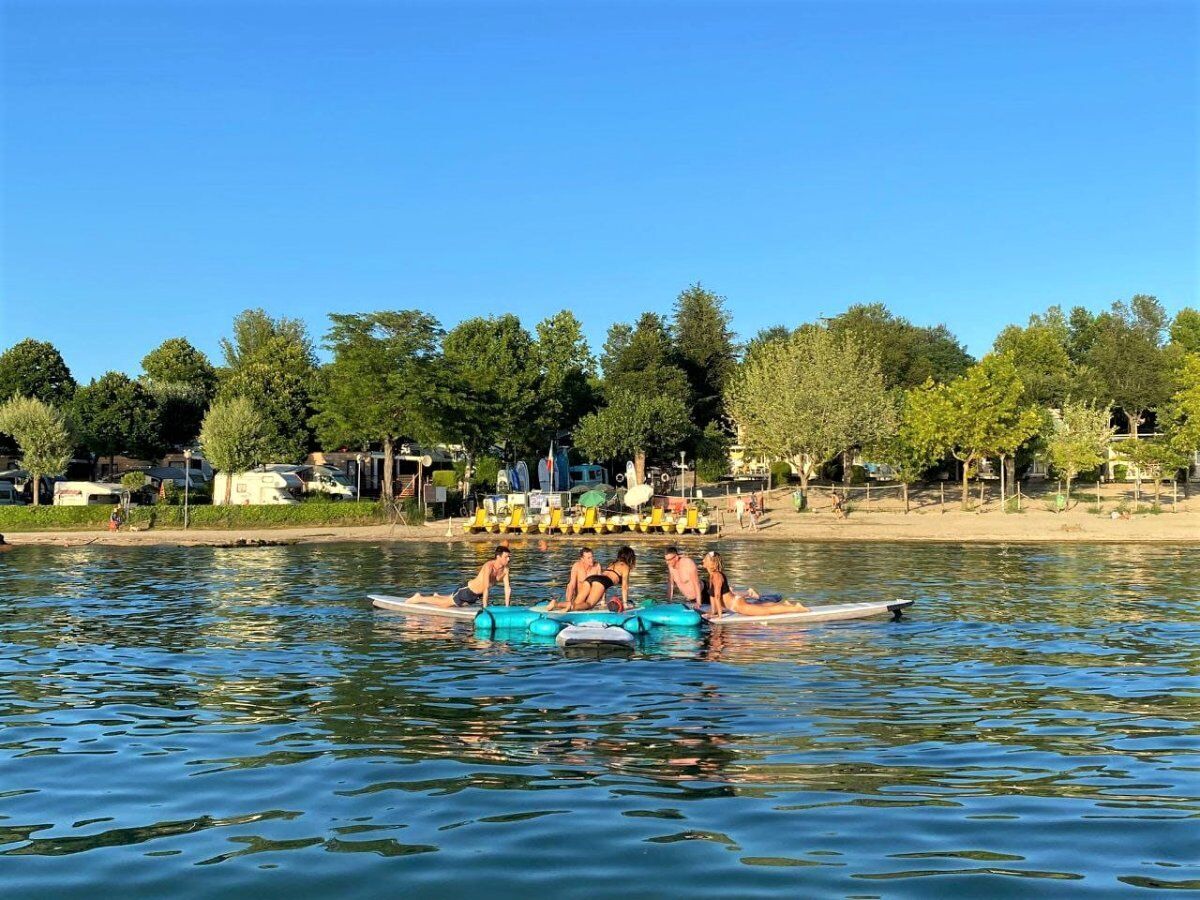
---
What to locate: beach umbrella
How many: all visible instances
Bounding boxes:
[579,489,606,508]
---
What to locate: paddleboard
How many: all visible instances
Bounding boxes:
[370,593,477,620]
[704,598,913,627]
[516,461,530,493]
[625,460,637,486]
[556,449,571,490]
[556,623,636,649]
[537,458,550,491]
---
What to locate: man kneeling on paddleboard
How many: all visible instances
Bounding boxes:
[702,551,808,618]
[545,547,600,612]
[424,545,512,608]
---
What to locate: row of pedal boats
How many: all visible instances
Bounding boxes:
[370,593,914,646]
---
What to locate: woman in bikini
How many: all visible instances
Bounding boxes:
[573,545,636,612]
[702,551,807,618]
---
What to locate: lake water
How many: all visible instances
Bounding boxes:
[0,540,1196,897]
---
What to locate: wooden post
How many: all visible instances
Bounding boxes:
[1173,480,1178,512]
[1017,481,1022,512]
[866,481,870,510]
[940,481,945,513]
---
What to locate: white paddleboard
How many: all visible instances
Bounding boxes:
[555,623,636,649]
[705,598,913,627]
[370,593,477,620]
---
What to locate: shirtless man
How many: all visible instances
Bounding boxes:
[664,546,706,608]
[545,547,600,612]
[423,545,512,608]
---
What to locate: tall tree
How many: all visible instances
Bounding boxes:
[1084,295,1171,438]
[826,303,973,389]
[993,318,1078,408]
[218,309,318,462]
[141,337,218,448]
[869,391,945,513]
[1162,353,1200,468]
[573,388,692,484]
[601,312,690,398]
[199,396,268,505]
[0,339,76,406]
[1044,400,1116,503]
[1170,308,1200,355]
[744,325,791,363]
[311,310,447,501]
[73,372,164,474]
[725,328,895,502]
[441,314,541,456]
[0,396,73,507]
[671,284,737,429]
[533,310,597,447]
[905,354,1042,507]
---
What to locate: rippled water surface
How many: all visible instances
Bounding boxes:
[0,540,1197,897]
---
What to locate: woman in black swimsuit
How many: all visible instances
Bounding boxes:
[702,551,807,618]
[575,546,636,611]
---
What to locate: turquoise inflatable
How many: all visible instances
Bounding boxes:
[475,606,650,635]
[636,604,702,627]
[528,616,564,637]
[474,607,541,632]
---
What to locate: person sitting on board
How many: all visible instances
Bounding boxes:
[575,546,636,612]
[422,545,512,608]
[702,551,807,618]
[545,547,600,612]
[664,546,707,609]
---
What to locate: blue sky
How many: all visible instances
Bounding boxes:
[2,0,1196,381]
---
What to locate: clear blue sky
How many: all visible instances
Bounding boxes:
[2,0,1196,381]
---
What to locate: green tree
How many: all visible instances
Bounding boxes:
[311,310,447,501]
[725,328,895,501]
[869,391,945,513]
[199,396,268,505]
[744,325,791,363]
[1084,295,1171,438]
[827,303,973,389]
[442,314,541,456]
[1162,353,1200,465]
[1169,308,1200,354]
[1121,437,1185,506]
[1044,400,1115,504]
[573,388,692,483]
[533,310,597,447]
[73,372,164,474]
[601,312,690,398]
[0,396,73,506]
[218,309,318,462]
[993,318,1078,408]
[0,339,77,405]
[141,337,218,448]
[671,284,737,428]
[905,354,1042,508]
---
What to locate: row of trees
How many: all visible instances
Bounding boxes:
[1,288,1197,507]
[728,297,1200,508]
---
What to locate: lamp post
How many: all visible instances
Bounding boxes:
[355,454,364,501]
[183,448,192,530]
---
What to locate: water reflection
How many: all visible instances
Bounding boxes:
[0,541,1196,897]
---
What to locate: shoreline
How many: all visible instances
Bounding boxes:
[5,506,1197,547]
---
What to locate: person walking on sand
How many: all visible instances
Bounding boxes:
[665,546,707,609]
[421,545,512,608]
[702,551,808,619]
[545,547,600,612]
[746,496,760,532]
[734,495,746,530]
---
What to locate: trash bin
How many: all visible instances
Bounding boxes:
[792,490,806,512]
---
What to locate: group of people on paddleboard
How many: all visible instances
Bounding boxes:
[420,543,806,619]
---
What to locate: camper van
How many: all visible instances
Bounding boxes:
[54,481,128,506]
[212,469,303,505]
[264,464,354,500]
[0,481,22,506]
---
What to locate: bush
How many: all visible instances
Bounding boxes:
[1113,464,1128,481]
[471,456,501,491]
[157,481,182,505]
[432,469,458,489]
[0,501,390,531]
[848,465,869,485]
[769,461,792,485]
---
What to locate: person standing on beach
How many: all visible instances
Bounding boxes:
[734,495,746,529]
[545,547,600,612]
[665,546,707,608]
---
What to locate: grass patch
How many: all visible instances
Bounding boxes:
[0,501,392,532]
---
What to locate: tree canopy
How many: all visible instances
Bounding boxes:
[141,337,219,449]
[0,339,77,406]
[0,396,73,506]
[73,372,164,467]
[532,310,598,447]
[1082,295,1172,436]
[200,396,269,504]
[826,303,973,389]
[1044,400,1115,501]
[572,388,692,483]
[726,327,895,494]
[671,284,737,429]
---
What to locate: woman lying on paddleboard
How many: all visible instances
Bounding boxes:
[574,546,635,612]
[702,551,808,618]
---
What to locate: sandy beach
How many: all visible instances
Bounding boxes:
[5,501,1196,547]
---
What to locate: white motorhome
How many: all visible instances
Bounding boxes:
[212,470,303,505]
[265,464,354,500]
[0,481,23,505]
[54,481,129,506]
